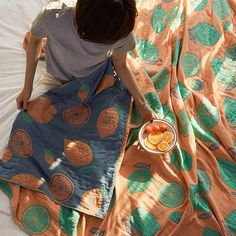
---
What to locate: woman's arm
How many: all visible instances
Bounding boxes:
[16,34,43,110]
[112,50,157,122]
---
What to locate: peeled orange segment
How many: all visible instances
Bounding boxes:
[148,132,163,145]
[157,142,170,151]
[162,131,174,143]
[144,138,157,150]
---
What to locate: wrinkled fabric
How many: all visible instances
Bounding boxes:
[0,0,236,235]
[0,59,132,220]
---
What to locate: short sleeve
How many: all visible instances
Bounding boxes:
[31,9,47,37]
[113,33,136,52]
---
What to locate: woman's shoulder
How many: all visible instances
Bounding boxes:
[42,0,75,17]
[112,33,136,52]
[31,0,76,37]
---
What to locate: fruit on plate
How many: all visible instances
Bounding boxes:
[157,142,170,151]
[162,131,174,143]
[152,124,160,132]
[144,138,157,150]
[148,132,163,145]
[144,126,153,134]
[141,120,177,153]
[159,124,167,132]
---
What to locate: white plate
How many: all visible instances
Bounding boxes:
[138,119,177,155]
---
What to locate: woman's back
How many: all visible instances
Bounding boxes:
[31,0,135,81]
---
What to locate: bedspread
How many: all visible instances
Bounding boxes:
[0,0,236,235]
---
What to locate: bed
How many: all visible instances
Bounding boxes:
[0,0,236,235]
[0,0,47,235]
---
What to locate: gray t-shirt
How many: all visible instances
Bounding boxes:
[31,1,136,81]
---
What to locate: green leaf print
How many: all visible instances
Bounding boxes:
[197,169,212,194]
[131,103,142,125]
[178,83,191,100]
[169,212,183,224]
[44,149,54,156]
[225,44,236,61]
[135,37,158,63]
[151,5,167,34]
[126,128,139,150]
[172,38,182,67]
[80,163,97,174]
[172,82,191,100]
[224,210,236,234]
[0,181,13,199]
[213,0,230,20]
[59,206,80,235]
[162,104,176,125]
[211,58,236,86]
[181,53,200,77]
[158,182,186,208]
[151,67,170,92]
[170,147,192,171]
[190,79,205,91]
[80,84,90,93]
[177,110,193,137]
[224,97,236,125]
[190,23,221,46]
[217,158,236,190]
[108,191,116,212]
[22,204,52,235]
[197,99,220,129]
[127,168,153,194]
[21,111,33,123]
[114,104,125,118]
[190,0,208,10]
[190,117,217,143]
[129,208,161,236]
[203,227,222,236]
[190,185,211,211]
[144,92,163,116]
[223,21,233,31]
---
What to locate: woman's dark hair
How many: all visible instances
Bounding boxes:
[75,0,138,44]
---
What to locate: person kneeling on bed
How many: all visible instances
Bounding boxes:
[16,0,157,123]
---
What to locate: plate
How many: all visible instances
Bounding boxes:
[138,119,177,155]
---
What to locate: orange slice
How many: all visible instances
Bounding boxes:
[148,132,163,145]
[157,142,170,152]
[162,131,174,143]
[144,138,157,150]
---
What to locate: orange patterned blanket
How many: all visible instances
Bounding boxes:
[0,0,236,235]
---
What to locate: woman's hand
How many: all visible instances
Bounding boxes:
[16,86,32,110]
[137,103,158,123]
[17,33,43,110]
[111,50,158,123]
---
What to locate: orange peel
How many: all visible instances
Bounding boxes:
[144,138,157,150]
[162,131,174,143]
[148,132,163,145]
[157,142,170,151]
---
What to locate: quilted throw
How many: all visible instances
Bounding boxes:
[0,0,236,235]
[0,59,132,219]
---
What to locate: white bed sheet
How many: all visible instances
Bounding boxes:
[0,0,47,235]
